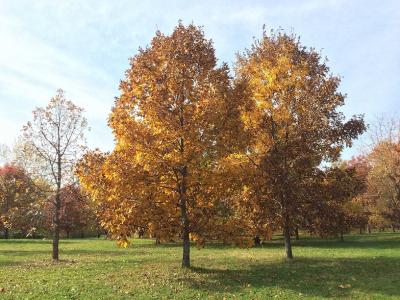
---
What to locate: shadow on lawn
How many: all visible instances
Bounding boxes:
[290,236,400,250]
[134,234,400,251]
[187,256,400,298]
[0,239,82,245]
[0,260,24,267]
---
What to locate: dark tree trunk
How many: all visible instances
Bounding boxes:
[80,230,84,238]
[367,224,371,234]
[4,228,9,239]
[53,153,62,261]
[179,166,190,268]
[295,227,299,240]
[138,228,145,238]
[392,224,396,232]
[340,230,344,242]
[177,108,190,268]
[254,236,261,246]
[359,226,362,234]
[283,215,293,259]
[66,231,70,239]
[52,200,60,260]
[182,221,190,268]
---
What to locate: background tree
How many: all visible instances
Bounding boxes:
[234,30,365,258]
[78,23,244,267]
[306,165,366,241]
[0,164,32,238]
[367,141,400,230]
[22,89,87,260]
[365,117,400,231]
[346,156,371,233]
[41,184,96,238]
[0,164,47,238]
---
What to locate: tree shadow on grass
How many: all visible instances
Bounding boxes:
[187,256,400,298]
[0,239,83,245]
[0,247,154,260]
[0,260,24,267]
[0,247,159,269]
[291,238,400,250]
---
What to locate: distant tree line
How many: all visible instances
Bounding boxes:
[0,165,99,239]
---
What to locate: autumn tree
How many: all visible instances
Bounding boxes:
[41,184,96,238]
[0,163,47,238]
[346,156,371,233]
[78,23,244,267]
[364,117,400,231]
[306,164,366,241]
[234,30,365,258]
[22,89,87,260]
[0,164,34,238]
[367,141,400,230]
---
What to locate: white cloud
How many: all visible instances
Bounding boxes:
[0,12,116,151]
[0,0,399,160]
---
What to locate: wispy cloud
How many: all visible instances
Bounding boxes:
[0,0,399,159]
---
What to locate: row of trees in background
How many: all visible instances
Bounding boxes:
[1,23,399,268]
[0,165,98,239]
[347,119,400,233]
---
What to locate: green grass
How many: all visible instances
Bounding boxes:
[0,233,400,299]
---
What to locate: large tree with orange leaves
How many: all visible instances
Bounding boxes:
[77,23,244,267]
[234,30,365,258]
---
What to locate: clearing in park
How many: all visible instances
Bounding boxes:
[0,232,399,299]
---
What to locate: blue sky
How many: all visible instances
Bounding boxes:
[0,0,399,158]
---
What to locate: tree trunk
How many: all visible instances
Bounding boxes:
[254,236,261,246]
[182,220,190,268]
[359,226,362,234]
[392,224,396,232]
[367,224,371,234]
[179,166,190,268]
[66,231,70,239]
[177,107,190,268]
[52,194,60,260]
[52,220,60,260]
[340,230,344,242]
[295,227,299,240]
[4,228,9,239]
[53,152,62,261]
[283,215,293,259]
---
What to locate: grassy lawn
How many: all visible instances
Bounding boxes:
[0,233,399,299]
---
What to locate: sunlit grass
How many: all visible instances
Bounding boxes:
[0,232,399,299]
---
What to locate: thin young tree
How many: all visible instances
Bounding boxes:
[22,89,87,260]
